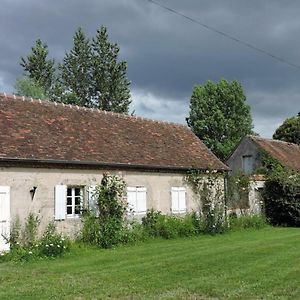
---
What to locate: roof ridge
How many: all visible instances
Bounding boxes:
[248,134,298,146]
[0,92,189,129]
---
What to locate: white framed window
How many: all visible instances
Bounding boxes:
[127,186,147,215]
[171,187,186,213]
[66,186,84,218]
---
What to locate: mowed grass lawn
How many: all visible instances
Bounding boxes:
[0,228,300,299]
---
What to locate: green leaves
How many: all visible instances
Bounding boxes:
[187,79,253,160]
[273,114,300,145]
[18,26,131,113]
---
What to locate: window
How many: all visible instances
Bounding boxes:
[171,187,186,213]
[66,187,84,218]
[127,187,147,214]
[242,155,254,174]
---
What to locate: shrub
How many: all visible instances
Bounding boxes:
[263,169,300,226]
[80,173,127,248]
[0,215,70,262]
[229,214,267,230]
[142,210,197,239]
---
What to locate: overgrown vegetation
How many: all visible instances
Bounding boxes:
[0,213,70,262]
[226,171,251,210]
[263,169,300,226]
[80,173,127,248]
[185,170,227,234]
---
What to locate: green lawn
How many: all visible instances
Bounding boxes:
[0,228,300,299]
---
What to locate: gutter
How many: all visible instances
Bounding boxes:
[0,157,229,173]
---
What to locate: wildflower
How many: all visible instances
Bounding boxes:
[213,170,217,173]
[206,170,210,173]
[61,238,65,241]
[35,244,39,247]
[28,251,32,255]
[16,242,19,245]
[0,253,5,256]
[45,244,49,248]
[50,243,53,247]
[57,245,60,248]
[63,246,66,249]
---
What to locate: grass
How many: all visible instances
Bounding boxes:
[0,227,300,299]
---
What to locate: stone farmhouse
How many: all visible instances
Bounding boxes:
[0,93,228,251]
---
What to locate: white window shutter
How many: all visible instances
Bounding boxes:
[171,187,179,212]
[178,188,186,212]
[127,187,137,213]
[88,185,98,215]
[55,185,66,220]
[137,187,147,213]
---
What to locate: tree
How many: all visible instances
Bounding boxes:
[273,113,300,145]
[20,39,55,93]
[91,26,131,113]
[187,79,253,161]
[18,27,131,113]
[59,28,92,107]
[15,76,47,100]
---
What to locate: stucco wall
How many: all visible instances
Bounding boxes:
[0,166,224,236]
[226,137,262,174]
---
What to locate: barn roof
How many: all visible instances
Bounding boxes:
[0,93,228,172]
[250,135,300,172]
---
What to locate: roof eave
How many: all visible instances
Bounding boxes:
[0,157,229,172]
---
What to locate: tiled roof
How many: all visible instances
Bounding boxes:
[250,135,300,172]
[0,93,228,171]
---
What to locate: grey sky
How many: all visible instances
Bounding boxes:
[0,0,299,137]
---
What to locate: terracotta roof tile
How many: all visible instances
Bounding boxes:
[0,93,228,171]
[250,135,300,172]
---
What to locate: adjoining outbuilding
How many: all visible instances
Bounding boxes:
[0,93,228,251]
[226,135,300,214]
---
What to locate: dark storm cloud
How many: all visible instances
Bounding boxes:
[0,0,299,137]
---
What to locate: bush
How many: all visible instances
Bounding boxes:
[0,215,70,262]
[229,214,267,230]
[142,210,197,239]
[80,173,127,248]
[263,169,300,226]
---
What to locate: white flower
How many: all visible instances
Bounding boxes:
[35,244,39,247]
[28,251,32,255]
[213,170,217,173]
[0,253,5,256]
[61,238,65,241]
[57,245,60,248]
[206,170,210,173]
[50,243,53,247]
[63,246,66,249]
[16,242,19,245]
[46,244,49,248]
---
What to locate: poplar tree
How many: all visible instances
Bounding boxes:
[20,39,55,93]
[59,28,92,107]
[91,26,131,113]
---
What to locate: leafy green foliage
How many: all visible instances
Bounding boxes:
[186,170,227,234]
[1,215,70,262]
[187,79,253,160]
[273,112,300,144]
[59,28,92,106]
[81,173,127,248]
[18,27,131,113]
[263,169,300,226]
[15,76,47,99]
[20,39,55,93]
[91,26,131,113]
[226,172,251,210]
[228,213,267,230]
[142,210,196,239]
